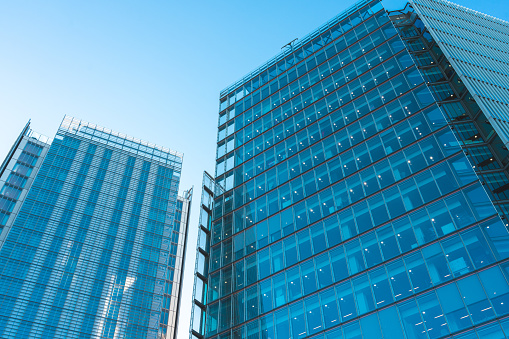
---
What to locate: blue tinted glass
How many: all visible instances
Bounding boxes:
[305,294,323,335]
[284,236,298,268]
[478,266,509,317]
[346,239,366,274]
[301,259,318,295]
[481,218,509,260]
[275,308,290,339]
[422,243,453,285]
[436,283,472,332]
[359,313,383,338]
[324,215,341,247]
[287,266,302,301]
[387,259,413,300]
[457,275,496,324]
[427,200,455,236]
[475,321,505,339]
[404,251,432,293]
[369,266,393,308]
[417,292,450,338]
[260,314,274,339]
[320,287,340,329]
[339,208,357,240]
[258,248,271,280]
[444,193,475,229]
[315,253,333,288]
[271,242,284,273]
[352,274,375,314]
[459,227,495,269]
[398,299,426,339]
[246,286,259,320]
[342,320,362,339]
[360,231,382,268]
[290,301,306,339]
[311,222,327,254]
[409,208,436,245]
[378,306,405,339]
[336,280,357,321]
[298,229,313,260]
[330,246,349,282]
[393,216,418,253]
[259,279,272,314]
[272,273,287,308]
[441,234,474,278]
[377,224,400,260]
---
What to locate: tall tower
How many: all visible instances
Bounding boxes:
[190,0,509,338]
[389,0,509,224]
[0,117,191,339]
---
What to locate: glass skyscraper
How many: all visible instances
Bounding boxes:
[190,0,509,338]
[0,116,191,339]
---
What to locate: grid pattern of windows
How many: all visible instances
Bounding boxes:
[409,0,509,147]
[199,0,509,338]
[0,118,187,339]
[390,2,509,225]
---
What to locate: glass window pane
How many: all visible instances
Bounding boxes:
[284,235,298,268]
[378,306,405,339]
[436,282,472,332]
[272,272,287,308]
[298,229,313,261]
[441,235,474,278]
[460,226,495,270]
[346,238,366,274]
[393,216,418,253]
[324,215,341,247]
[360,231,383,268]
[336,280,357,321]
[258,248,271,280]
[290,301,307,339]
[387,259,412,300]
[259,279,273,314]
[320,287,340,329]
[457,275,496,324]
[275,308,290,339]
[409,208,436,246]
[377,224,400,260]
[271,242,284,273]
[305,294,323,335]
[287,266,302,301]
[301,259,318,295]
[398,299,426,339]
[478,266,509,317]
[359,313,383,339]
[422,243,453,285]
[352,274,375,315]
[416,292,450,338]
[246,285,259,320]
[330,245,349,282]
[315,253,333,289]
[369,266,393,308]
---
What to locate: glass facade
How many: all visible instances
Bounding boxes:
[0,116,191,339]
[0,122,51,250]
[389,0,509,225]
[408,0,509,146]
[194,0,509,338]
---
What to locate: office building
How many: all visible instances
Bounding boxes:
[0,117,191,339]
[390,0,509,224]
[190,0,509,338]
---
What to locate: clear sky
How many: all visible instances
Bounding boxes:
[1,0,508,337]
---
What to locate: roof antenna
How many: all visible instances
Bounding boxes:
[282,38,298,51]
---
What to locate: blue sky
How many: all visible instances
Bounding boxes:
[1,0,508,336]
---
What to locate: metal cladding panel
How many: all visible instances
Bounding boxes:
[410,0,509,145]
